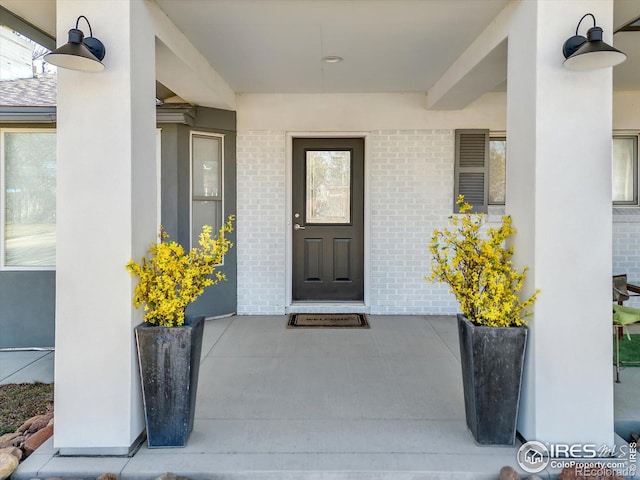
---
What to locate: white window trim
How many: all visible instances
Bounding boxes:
[189,130,225,264]
[0,128,56,271]
[156,128,162,231]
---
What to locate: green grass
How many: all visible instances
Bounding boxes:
[0,382,54,435]
[615,334,640,366]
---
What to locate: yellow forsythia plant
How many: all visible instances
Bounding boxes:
[428,196,538,327]
[126,215,234,327]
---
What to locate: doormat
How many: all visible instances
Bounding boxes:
[287,313,369,329]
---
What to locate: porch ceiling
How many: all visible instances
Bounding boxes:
[155,0,508,94]
[156,0,640,95]
[1,0,639,95]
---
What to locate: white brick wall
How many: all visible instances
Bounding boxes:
[236,131,287,314]
[613,216,640,308]
[235,93,640,316]
[237,129,637,315]
[237,129,461,315]
[369,129,457,314]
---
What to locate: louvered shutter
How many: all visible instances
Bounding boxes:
[454,129,489,213]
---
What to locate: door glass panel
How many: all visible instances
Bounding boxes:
[306,150,351,224]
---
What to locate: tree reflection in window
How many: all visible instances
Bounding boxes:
[306,151,351,224]
[3,131,56,267]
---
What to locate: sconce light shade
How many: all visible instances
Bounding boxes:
[562,13,626,71]
[44,16,105,72]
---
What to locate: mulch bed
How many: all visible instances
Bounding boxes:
[0,383,53,435]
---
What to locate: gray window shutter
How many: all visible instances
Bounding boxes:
[454,129,489,213]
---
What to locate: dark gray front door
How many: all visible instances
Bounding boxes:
[292,138,364,301]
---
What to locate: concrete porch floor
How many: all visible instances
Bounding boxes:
[12,315,530,479]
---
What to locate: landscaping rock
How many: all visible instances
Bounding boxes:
[558,466,582,479]
[0,432,22,448]
[558,465,626,479]
[22,423,53,457]
[0,410,56,461]
[154,473,193,480]
[27,412,54,433]
[0,446,22,461]
[98,473,119,480]
[17,415,39,433]
[500,465,522,480]
[0,452,19,480]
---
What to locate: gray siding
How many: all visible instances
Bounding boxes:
[0,107,237,347]
[160,107,238,318]
[0,271,55,347]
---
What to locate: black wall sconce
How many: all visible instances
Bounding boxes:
[44,16,106,72]
[562,13,626,71]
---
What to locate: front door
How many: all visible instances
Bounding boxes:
[292,138,364,301]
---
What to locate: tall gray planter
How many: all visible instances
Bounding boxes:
[457,314,528,446]
[135,315,205,448]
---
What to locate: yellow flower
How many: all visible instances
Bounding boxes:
[427,196,538,327]
[126,215,235,327]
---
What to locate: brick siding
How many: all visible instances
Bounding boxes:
[236,129,460,315]
[237,129,635,314]
[613,216,640,307]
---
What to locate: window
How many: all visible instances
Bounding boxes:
[489,137,506,205]
[456,132,640,209]
[191,132,223,248]
[613,136,638,205]
[1,129,56,269]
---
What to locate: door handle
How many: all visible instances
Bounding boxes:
[294,223,306,230]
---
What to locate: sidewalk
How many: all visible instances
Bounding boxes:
[0,350,54,385]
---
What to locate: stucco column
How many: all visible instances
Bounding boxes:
[507,1,614,446]
[54,0,156,454]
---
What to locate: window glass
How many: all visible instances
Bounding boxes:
[192,136,221,198]
[192,200,222,246]
[3,131,56,267]
[489,138,506,205]
[305,150,351,224]
[613,136,638,204]
[191,133,223,248]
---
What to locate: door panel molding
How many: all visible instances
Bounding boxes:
[333,239,351,282]
[285,132,370,312]
[304,238,323,282]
